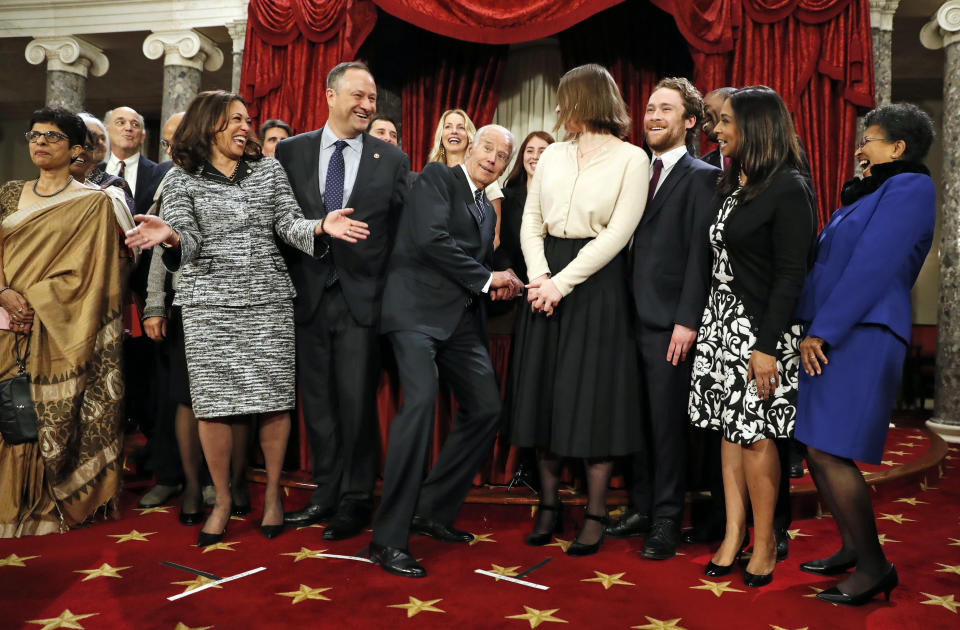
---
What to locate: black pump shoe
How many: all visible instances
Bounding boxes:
[817,565,898,606]
[178,510,204,526]
[743,569,774,588]
[197,528,226,547]
[567,513,606,557]
[260,524,285,539]
[800,556,858,576]
[704,533,750,577]
[526,502,563,546]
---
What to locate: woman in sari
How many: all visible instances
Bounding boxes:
[0,107,124,537]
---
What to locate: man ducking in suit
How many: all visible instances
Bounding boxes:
[605,78,720,560]
[276,62,409,540]
[369,125,522,578]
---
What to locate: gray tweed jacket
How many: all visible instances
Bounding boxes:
[160,158,322,307]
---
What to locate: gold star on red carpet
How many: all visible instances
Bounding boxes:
[935,563,960,576]
[173,624,212,630]
[74,563,130,581]
[200,541,239,553]
[546,537,572,552]
[108,529,155,543]
[0,553,39,567]
[898,442,918,448]
[26,609,98,630]
[135,506,171,515]
[690,579,745,597]
[469,532,497,546]
[582,571,635,589]
[877,534,900,545]
[172,576,221,595]
[894,497,928,506]
[388,596,445,618]
[878,513,915,524]
[281,547,328,562]
[919,593,959,613]
[948,538,960,547]
[631,617,685,629]
[506,606,568,627]
[770,626,808,630]
[886,450,908,457]
[276,584,332,604]
[881,460,898,467]
[489,564,521,579]
[786,529,810,539]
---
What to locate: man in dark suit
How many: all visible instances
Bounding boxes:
[275,62,409,540]
[699,87,736,170]
[369,125,522,578]
[103,106,171,217]
[605,78,719,560]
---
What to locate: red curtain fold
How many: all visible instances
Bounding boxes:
[373,0,624,44]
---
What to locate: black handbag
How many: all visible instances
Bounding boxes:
[0,334,37,444]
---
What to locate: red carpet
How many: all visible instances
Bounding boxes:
[1,429,958,630]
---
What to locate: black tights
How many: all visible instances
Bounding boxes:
[534,450,613,545]
[805,445,890,593]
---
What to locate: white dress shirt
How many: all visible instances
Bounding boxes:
[317,125,362,208]
[649,144,689,197]
[106,152,140,196]
[460,164,493,293]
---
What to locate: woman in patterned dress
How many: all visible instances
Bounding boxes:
[687,87,815,586]
[125,91,370,547]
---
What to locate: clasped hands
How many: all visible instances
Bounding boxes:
[490,269,524,301]
[0,289,34,335]
[526,274,562,317]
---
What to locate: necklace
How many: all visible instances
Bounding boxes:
[577,136,612,160]
[32,177,73,198]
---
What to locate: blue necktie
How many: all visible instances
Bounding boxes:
[473,188,487,223]
[324,139,348,287]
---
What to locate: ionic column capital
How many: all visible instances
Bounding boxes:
[143,29,224,72]
[921,0,960,50]
[869,0,900,32]
[25,36,109,78]
[226,20,247,55]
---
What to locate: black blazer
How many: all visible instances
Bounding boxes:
[134,156,172,215]
[721,167,816,354]
[274,129,409,326]
[632,153,720,330]
[380,163,496,340]
[492,184,527,282]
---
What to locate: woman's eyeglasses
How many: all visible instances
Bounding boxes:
[159,139,171,152]
[25,130,69,144]
[856,136,887,150]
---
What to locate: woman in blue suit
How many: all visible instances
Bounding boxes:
[795,103,935,606]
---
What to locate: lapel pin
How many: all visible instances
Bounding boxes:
[373,153,380,159]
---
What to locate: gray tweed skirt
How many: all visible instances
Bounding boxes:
[181,301,296,418]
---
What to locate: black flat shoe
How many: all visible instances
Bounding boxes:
[369,542,426,578]
[260,524,285,539]
[743,569,773,588]
[197,529,226,547]
[411,515,473,543]
[323,505,372,541]
[567,513,606,557]
[178,511,204,526]
[525,502,563,546]
[605,511,651,538]
[283,503,335,527]
[817,565,898,606]
[800,556,858,576]
[642,519,681,560]
[704,533,749,577]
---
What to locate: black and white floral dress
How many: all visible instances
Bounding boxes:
[688,191,802,444]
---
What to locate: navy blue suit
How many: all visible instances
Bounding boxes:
[795,170,935,463]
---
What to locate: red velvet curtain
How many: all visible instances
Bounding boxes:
[241,0,378,134]
[651,0,875,226]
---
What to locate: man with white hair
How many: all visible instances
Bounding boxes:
[369,124,523,578]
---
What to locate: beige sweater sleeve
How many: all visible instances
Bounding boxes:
[519,150,550,283]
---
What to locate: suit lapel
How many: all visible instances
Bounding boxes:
[641,153,692,225]
[346,133,379,210]
[299,129,324,218]
[453,166,484,229]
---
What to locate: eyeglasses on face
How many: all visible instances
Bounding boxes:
[856,136,887,150]
[25,130,68,144]
[159,139,171,151]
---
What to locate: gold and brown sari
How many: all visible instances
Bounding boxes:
[0,181,124,537]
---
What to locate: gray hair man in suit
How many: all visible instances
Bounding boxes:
[275,62,409,540]
[369,125,522,578]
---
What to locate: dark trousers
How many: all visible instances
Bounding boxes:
[372,310,501,549]
[296,284,381,510]
[147,333,184,486]
[626,326,690,522]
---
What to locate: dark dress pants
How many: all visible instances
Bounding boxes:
[372,308,501,550]
[146,332,184,486]
[296,284,381,511]
[627,326,690,522]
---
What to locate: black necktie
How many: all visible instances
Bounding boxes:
[647,158,662,205]
[473,188,487,223]
[324,139,348,288]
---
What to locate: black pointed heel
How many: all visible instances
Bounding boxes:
[567,512,607,557]
[197,528,226,547]
[816,565,898,606]
[800,556,858,576]
[260,524,285,539]
[704,532,750,577]
[743,569,773,587]
[526,501,564,546]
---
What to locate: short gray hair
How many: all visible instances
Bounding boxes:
[79,112,109,155]
[326,61,372,91]
[474,124,516,161]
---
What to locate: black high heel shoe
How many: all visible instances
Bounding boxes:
[260,499,286,539]
[567,513,606,557]
[704,533,750,577]
[817,564,898,606]
[197,528,226,547]
[525,502,564,546]
[743,569,773,588]
[800,556,858,576]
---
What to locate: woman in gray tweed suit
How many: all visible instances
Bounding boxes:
[126,91,369,546]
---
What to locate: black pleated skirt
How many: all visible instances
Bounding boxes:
[509,236,643,458]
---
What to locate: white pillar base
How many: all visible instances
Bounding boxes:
[926,418,960,444]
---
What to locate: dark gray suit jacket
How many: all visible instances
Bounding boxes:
[380,163,496,340]
[274,129,409,326]
[631,152,720,330]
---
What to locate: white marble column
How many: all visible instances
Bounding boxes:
[143,30,225,130]
[226,20,247,94]
[24,36,109,112]
[870,0,900,106]
[921,0,960,443]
